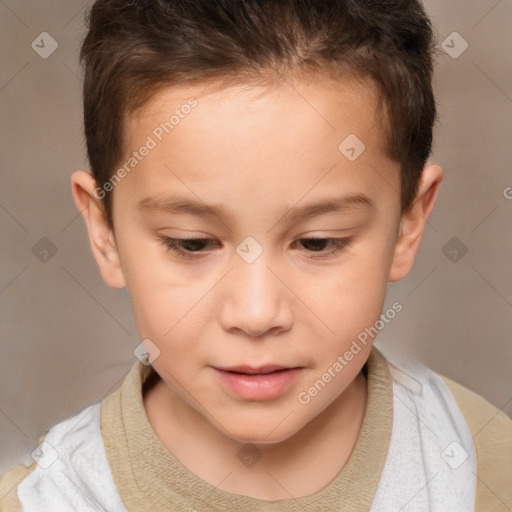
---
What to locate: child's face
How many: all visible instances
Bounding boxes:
[75,76,439,444]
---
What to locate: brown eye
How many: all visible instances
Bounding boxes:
[160,237,219,258]
[295,237,352,257]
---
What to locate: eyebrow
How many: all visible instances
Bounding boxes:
[137,193,374,224]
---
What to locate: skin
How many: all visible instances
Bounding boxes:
[71,74,443,500]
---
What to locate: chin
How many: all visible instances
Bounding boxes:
[220,417,301,446]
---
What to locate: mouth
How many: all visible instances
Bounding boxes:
[214,364,297,375]
[212,365,304,401]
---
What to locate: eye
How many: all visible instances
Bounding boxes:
[293,237,352,258]
[159,237,219,259]
[158,236,352,260]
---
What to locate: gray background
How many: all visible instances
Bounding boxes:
[1,0,511,475]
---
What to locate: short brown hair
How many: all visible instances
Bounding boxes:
[79,0,439,229]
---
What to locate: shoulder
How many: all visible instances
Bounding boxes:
[382,349,511,511]
[0,462,37,512]
[0,402,127,512]
[372,349,478,510]
[441,375,512,512]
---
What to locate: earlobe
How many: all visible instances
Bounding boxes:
[388,164,443,283]
[70,170,126,289]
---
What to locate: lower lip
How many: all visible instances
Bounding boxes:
[213,368,303,401]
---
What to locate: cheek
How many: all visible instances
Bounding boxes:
[130,279,204,342]
[120,220,393,347]
[117,235,202,334]
[297,246,391,368]
[305,252,389,329]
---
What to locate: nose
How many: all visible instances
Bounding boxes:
[218,250,293,338]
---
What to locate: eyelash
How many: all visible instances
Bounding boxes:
[158,236,352,260]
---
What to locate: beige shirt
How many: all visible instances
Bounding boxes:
[1,346,510,511]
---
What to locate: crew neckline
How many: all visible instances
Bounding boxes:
[101,345,394,511]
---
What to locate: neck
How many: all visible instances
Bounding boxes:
[143,369,368,501]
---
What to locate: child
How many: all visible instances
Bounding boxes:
[1,0,510,510]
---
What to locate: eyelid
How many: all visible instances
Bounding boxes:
[157,235,354,260]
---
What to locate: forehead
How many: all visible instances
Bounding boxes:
[125,74,387,156]
[119,76,397,223]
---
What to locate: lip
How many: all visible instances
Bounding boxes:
[215,364,293,375]
[212,365,304,401]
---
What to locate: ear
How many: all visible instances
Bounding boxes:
[388,163,443,282]
[70,170,126,289]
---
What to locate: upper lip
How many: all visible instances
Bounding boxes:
[214,365,299,375]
